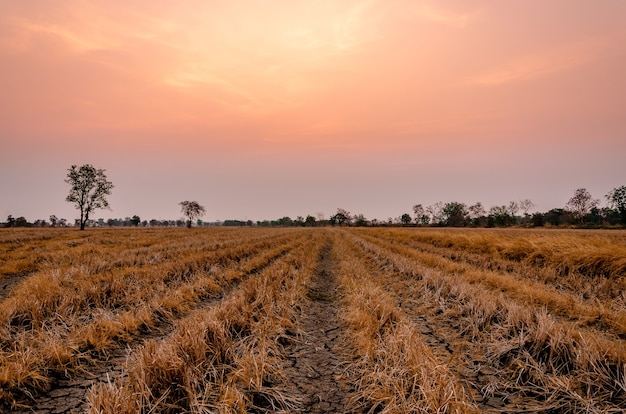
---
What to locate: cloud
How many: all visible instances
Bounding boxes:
[413,3,476,28]
[19,21,117,52]
[463,37,617,87]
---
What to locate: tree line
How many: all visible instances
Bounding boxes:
[2,164,625,228]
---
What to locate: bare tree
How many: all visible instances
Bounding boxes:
[426,202,444,225]
[65,164,114,230]
[413,204,429,224]
[468,202,486,219]
[519,199,535,224]
[566,188,598,222]
[179,201,206,228]
[519,199,535,216]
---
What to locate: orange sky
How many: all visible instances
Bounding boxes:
[1,1,625,222]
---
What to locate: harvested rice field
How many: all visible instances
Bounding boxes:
[0,227,625,413]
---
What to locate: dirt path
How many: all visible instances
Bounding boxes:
[6,237,351,414]
[281,239,351,413]
[0,272,31,302]
[12,346,131,414]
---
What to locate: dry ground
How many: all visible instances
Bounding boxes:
[280,240,350,413]
[1,227,625,413]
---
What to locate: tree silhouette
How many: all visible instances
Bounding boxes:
[566,188,598,223]
[179,201,206,228]
[606,185,626,225]
[65,164,114,230]
[330,208,351,226]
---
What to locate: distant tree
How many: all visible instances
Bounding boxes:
[600,207,622,225]
[442,202,467,227]
[468,202,486,226]
[65,164,114,230]
[412,204,429,225]
[489,205,515,227]
[426,202,444,226]
[531,212,544,227]
[400,213,412,226]
[130,215,141,226]
[354,214,369,227]
[277,216,293,226]
[518,199,535,225]
[304,215,317,226]
[179,201,206,228]
[49,215,58,227]
[507,201,519,218]
[518,199,535,217]
[585,207,603,226]
[606,185,626,225]
[331,208,351,226]
[15,217,29,227]
[566,188,599,223]
[5,215,15,228]
[544,208,569,226]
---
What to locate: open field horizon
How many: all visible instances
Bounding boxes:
[2,3,625,410]
[1,226,625,412]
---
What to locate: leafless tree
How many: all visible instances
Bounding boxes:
[413,204,429,224]
[468,202,486,219]
[426,202,444,225]
[518,199,535,224]
[566,188,598,222]
[519,199,535,216]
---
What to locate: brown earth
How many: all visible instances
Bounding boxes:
[280,240,352,413]
[0,272,30,302]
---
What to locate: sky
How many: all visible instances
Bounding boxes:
[1,1,625,223]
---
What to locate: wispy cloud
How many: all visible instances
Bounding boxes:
[463,37,616,86]
[414,3,476,28]
[20,21,118,52]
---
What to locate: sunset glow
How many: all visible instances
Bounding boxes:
[1,1,625,222]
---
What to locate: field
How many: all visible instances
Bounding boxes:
[0,227,625,413]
